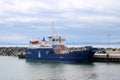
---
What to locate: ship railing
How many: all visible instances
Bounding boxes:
[68,47,87,52]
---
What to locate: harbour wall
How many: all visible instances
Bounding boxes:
[0,47,26,56]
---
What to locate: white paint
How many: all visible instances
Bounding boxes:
[38,51,41,58]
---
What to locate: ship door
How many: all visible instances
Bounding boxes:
[38,51,41,58]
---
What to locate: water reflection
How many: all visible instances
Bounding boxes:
[25,60,97,80]
[0,57,120,80]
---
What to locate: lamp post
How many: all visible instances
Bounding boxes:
[107,34,111,62]
[107,34,111,48]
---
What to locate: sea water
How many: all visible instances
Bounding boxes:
[0,56,120,80]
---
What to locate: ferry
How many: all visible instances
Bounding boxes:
[25,33,98,63]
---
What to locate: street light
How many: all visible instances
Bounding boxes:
[107,34,111,48]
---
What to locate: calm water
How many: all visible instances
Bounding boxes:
[0,56,120,80]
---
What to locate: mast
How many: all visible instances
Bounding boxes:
[48,22,65,46]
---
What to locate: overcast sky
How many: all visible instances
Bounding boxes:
[0,0,120,44]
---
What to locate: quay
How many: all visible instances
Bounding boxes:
[93,54,120,62]
[0,47,120,62]
[93,47,120,62]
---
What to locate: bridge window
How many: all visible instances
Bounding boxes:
[52,39,55,41]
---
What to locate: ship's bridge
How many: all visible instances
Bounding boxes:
[48,35,65,46]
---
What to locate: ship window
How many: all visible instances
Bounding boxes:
[52,39,55,41]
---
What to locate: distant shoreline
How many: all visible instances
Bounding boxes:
[67,44,120,48]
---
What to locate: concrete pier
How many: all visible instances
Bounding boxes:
[93,54,120,62]
[93,47,120,62]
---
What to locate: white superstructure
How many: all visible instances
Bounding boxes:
[48,35,66,46]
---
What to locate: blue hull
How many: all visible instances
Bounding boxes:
[25,48,96,63]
